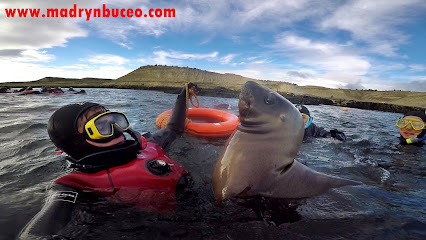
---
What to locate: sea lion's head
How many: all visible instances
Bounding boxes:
[239,81,303,131]
[238,81,304,157]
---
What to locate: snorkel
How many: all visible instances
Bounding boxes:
[406,135,426,144]
[125,127,146,149]
[305,116,313,128]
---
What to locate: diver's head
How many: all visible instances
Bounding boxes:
[48,102,133,160]
[295,104,312,128]
[396,111,426,140]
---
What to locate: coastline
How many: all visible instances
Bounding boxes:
[1,66,425,114]
[135,86,426,114]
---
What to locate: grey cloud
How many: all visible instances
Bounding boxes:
[0,50,23,57]
[287,71,312,79]
[343,82,365,90]
[392,80,426,92]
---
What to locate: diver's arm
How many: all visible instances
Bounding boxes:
[309,123,347,141]
[18,184,79,240]
[306,123,329,138]
[328,129,347,141]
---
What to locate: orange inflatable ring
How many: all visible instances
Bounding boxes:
[156,108,240,137]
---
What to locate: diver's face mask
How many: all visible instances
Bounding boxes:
[83,110,143,149]
[396,118,425,131]
[301,113,313,128]
[85,111,130,141]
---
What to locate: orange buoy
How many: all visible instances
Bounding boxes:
[156,108,239,137]
[342,108,348,112]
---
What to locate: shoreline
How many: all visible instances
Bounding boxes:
[1,65,425,114]
[108,85,426,114]
[1,84,425,114]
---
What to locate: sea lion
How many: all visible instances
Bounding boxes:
[212,81,360,201]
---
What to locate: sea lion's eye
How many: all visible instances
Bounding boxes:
[264,93,275,105]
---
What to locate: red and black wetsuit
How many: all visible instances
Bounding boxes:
[56,142,189,215]
[18,87,192,239]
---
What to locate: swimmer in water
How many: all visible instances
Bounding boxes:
[396,110,426,147]
[296,104,347,142]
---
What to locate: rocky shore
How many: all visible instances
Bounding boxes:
[1,65,424,114]
[141,86,425,113]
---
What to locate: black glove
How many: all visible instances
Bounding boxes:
[329,129,346,142]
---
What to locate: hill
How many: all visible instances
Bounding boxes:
[1,65,425,113]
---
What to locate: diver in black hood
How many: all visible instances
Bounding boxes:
[18,83,200,239]
[296,104,347,142]
[396,110,426,147]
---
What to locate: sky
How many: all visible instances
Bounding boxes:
[1,0,425,92]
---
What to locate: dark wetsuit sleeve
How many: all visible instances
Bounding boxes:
[303,123,330,139]
[18,184,80,240]
[146,87,188,149]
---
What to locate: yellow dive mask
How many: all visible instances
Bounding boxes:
[84,111,130,139]
[396,118,425,131]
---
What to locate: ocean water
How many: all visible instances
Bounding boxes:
[0,88,424,240]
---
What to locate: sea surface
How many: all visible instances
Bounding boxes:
[0,88,424,240]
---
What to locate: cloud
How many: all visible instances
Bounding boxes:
[0,59,133,82]
[144,50,244,67]
[0,1,100,51]
[86,54,130,65]
[287,71,312,79]
[220,54,237,64]
[357,76,426,92]
[156,50,218,60]
[0,49,54,62]
[343,82,365,90]
[211,64,426,92]
[409,64,426,72]
[321,0,425,57]
[393,80,426,92]
[270,32,371,75]
[91,0,329,41]
[139,50,220,65]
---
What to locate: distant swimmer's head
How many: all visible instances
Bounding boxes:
[47,102,140,161]
[296,104,312,128]
[396,111,426,144]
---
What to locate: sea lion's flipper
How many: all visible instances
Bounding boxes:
[264,160,361,199]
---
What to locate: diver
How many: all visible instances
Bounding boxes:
[396,110,426,147]
[296,104,347,142]
[18,83,200,239]
[55,87,64,93]
[0,86,11,93]
[16,86,32,92]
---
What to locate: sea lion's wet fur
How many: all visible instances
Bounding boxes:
[212,81,360,201]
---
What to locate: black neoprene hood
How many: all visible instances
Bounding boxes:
[296,104,310,116]
[47,102,103,159]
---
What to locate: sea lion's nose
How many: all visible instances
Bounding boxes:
[238,98,249,110]
[238,98,251,117]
